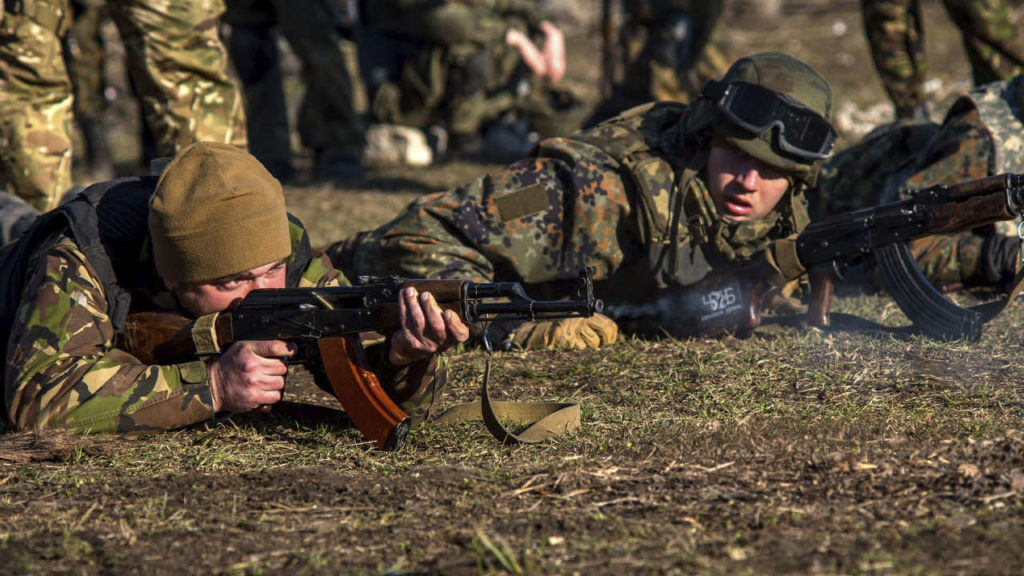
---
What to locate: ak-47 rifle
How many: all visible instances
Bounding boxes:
[607,173,1024,341]
[119,274,603,450]
[801,172,1024,340]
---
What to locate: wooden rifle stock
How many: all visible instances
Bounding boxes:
[119,311,410,449]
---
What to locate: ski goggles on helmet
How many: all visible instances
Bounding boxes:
[702,79,837,161]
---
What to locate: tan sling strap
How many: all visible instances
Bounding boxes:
[432,337,580,445]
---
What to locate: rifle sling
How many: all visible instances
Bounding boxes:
[432,353,580,444]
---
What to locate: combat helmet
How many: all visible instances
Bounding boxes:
[686,52,835,186]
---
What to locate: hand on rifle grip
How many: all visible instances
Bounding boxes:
[209,339,293,413]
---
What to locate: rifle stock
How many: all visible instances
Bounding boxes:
[118,273,603,449]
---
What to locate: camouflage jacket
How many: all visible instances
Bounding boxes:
[567,102,809,290]
[4,184,437,433]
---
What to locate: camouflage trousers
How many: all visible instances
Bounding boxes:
[862,0,1024,117]
[326,153,674,304]
[0,0,247,210]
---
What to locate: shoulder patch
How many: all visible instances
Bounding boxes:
[496,184,549,222]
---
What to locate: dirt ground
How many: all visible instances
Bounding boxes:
[4,1,1024,575]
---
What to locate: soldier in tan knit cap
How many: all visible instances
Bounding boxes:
[2,142,468,433]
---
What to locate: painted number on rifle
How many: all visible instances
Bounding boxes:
[702,287,738,312]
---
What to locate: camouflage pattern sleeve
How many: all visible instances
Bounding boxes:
[903,107,995,188]
[328,139,637,287]
[5,238,215,433]
[363,0,520,46]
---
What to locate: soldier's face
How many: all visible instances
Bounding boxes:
[165,259,288,317]
[706,145,791,222]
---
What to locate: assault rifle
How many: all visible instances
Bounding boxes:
[119,274,602,450]
[607,173,1024,341]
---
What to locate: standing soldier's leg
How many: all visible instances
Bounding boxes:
[942,0,1024,85]
[0,0,73,211]
[107,0,247,158]
[276,0,366,180]
[222,0,293,181]
[225,23,293,180]
[64,0,114,182]
[861,0,928,119]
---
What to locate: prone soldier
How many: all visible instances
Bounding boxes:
[1,142,468,433]
[327,52,837,348]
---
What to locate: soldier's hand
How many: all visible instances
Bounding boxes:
[505,28,548,77]
[539,21,565,84]
[209,340,294,413]
[389,286,470,366]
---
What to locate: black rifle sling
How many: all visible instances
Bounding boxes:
[284,213,314,288]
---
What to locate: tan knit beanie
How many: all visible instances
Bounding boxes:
[149,142,292,284]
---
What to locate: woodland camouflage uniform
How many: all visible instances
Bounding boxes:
[356,0,578,148]
[810,74,1024,289]
[861,0,1024,118]
[3,172,440,434]
[0,0,247,211]
[328,53,830,327]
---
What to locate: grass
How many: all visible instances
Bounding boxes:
[11,298,1023,574]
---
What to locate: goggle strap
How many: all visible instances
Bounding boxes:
[701,80,728,104]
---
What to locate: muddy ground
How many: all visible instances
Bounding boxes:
[3,1,1024,575]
